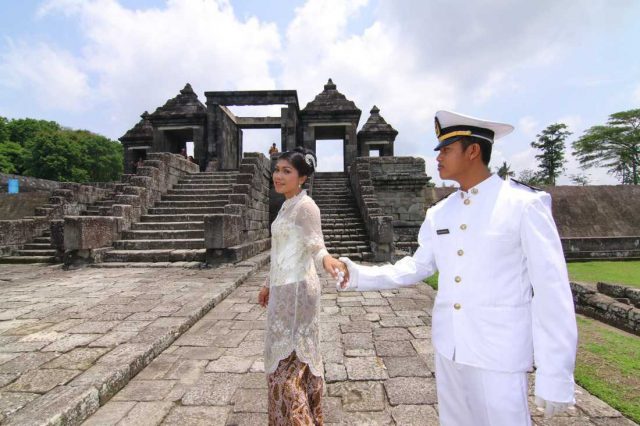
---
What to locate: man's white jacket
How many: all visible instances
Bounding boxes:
[344,174,577,403]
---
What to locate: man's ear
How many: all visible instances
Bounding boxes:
[468,143,481,161]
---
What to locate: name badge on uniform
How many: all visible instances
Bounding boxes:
[436,229,450,235]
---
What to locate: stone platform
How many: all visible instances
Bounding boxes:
[82,268,632,426]
[0,254,268,425]
[0,262,633,425]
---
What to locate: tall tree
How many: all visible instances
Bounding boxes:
[530,123,571,185]
[517,169,544,187]
[496,161,515,180]
[6,118,60,146]
[0,142,27,174]
[572,109,640,185]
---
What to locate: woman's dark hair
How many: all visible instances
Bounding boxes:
[277,147,317,177]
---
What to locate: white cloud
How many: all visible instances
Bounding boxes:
[22,0,281,137]
[0,40,91,111]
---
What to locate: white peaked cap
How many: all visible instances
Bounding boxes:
[434,110,514,150]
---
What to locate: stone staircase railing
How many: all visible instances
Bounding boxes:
[205,153,271,265]
[563,236,640,261]
[348,158,394,262]
[59,153,199,265]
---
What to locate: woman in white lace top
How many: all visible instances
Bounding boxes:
[258,147,343,425]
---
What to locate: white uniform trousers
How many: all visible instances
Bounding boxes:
[435,351,532,426]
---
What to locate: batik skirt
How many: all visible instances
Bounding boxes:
[267,351,324,426]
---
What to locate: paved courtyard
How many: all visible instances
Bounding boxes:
[0,259,634,425]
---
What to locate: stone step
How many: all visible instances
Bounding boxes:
[22,243,54,250]
[0,256,56,264]
[102,249,206,263]
[172,183,233,190]
[16,249,57,256]
[154,200,228,208]
[33,237,51,243]
[94,200,116,206]
[167,189,232,196]
[162,194,230,202]
[122,230,204,240]
[113,239,205,250]
[132,221,205,231]
[179,176,237,182]
[323,233,369,240]
[147,207,225,215]
[141,214,208,222]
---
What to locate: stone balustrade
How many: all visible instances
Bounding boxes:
[205,153,271,265]
[348,158,395,262]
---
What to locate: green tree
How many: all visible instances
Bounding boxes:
[0,141,27,174]
[6,118,61,146]
[0,117,10,143]
[22,131,90,182]
[572,109,640,185]
[517,169,544,187]
[531,123,571,185]
[70,130,123,182]
[496,161,515,180]
[569,173,590,186]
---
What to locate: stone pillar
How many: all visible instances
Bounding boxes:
[344,124,358,170]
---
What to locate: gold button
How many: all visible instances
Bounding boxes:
[460,224,467,230]
[471,188,478,195]
[463,199,470,205]
[455,276,462,283]
[457,249,464,256]
[454,303,461,310]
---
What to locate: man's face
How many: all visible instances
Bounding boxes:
[436,141,469,182]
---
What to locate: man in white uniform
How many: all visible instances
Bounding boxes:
[338,111,578,425]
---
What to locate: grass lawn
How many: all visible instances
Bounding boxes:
[575,315,640,423]
[567,261,640,288]
[424,272,439,290]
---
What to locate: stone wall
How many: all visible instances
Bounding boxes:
[348,158,394,261]
[571,281,640,336]
[205,153,271,265]
[0,192,51,220]
[364,157,432,255]
[0,183,112,255]
[0,173,64,193]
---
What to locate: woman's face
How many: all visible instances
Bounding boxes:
[273,159,306,198]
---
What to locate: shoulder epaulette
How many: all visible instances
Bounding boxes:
[429,191,454,208]
[510,178,542,192]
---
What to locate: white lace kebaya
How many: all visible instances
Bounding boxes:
[264,190,329,378]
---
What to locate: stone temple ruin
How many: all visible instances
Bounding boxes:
[1,79,639,270]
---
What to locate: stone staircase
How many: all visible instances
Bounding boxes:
[0,230,57,264]
[81,191,117,216]
[312,172,373,261]
[102,171,238,264]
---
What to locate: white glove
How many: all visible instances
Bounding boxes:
[535,396,571,418]
[337,257,358,291]
[334,268,345,291]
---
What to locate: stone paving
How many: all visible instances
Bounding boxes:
[0,253,268,425]
[83,267,635,426]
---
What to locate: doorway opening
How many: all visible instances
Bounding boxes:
[315,139,344,172]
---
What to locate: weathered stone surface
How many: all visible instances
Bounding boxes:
[5,369,81,394]
[328,381,386,412]
[181,373,243,405]
[232,388,268,413]
[344,357,388,381]
[115,401,173,425]
[205,355,254,373]
[0,392,39,420]
[383,356,432,378]
[41,348,108,371]
[81,401,136,426]
[384,377,438,405]
[3,385,99,426]
[391,404,439,425]
[111,380,175,402]
[162,406,229,425]
[375,340,416,357]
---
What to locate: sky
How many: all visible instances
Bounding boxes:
[1,0,639,185]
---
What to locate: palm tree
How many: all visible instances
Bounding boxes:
[496,161,515,180]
